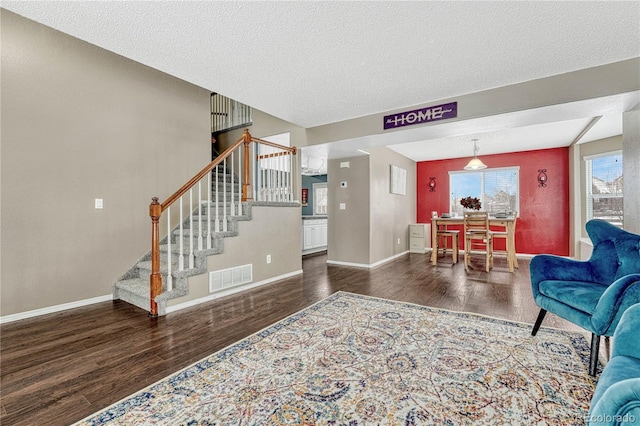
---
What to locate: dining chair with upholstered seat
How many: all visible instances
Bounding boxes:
[464,211,493,272]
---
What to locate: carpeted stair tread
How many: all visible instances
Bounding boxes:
[113,278,155,312]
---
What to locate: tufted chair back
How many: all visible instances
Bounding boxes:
[586,220,640,285]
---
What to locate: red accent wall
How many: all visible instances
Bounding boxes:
[417,147,570,256]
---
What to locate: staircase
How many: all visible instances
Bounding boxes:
[113,165,253,315]
[115,130,297,316]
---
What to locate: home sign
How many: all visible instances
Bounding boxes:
[383,102,457,130]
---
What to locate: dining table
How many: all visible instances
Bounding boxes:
[430,214,518,272]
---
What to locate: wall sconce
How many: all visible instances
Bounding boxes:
[537,169,548,187]
[428,177,436,192]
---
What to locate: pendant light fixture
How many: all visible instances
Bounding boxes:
[464,138,487,170]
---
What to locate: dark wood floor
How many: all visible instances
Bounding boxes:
[1,252,579,425]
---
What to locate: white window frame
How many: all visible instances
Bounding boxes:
[449,166,520,216]
[313,182,328,216]
[584,150,623,227]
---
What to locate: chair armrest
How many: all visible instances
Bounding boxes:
[591,276,640,338]
[610,301,640,359]
[530,255,596,297]
[588,378,640,425]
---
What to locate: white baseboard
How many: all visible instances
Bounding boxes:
[327,250,409,269]
[0,294,113,324]
[165,269,304,314]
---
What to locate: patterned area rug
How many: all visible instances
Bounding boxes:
[76,292,595,425]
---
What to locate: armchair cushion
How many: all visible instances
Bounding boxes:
[588,303,640,425]
[538,280,608,315]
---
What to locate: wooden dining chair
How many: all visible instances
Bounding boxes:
[491,211,518,271]
[436,228,460,264]
[463,211,493,272]
[432,211,459,264]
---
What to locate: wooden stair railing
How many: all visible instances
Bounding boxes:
[148,129,297,316]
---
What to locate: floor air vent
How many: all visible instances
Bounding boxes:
[209,264,253,293]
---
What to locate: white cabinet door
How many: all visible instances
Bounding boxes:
[303,219,328,251]
[320,222,328,246]
[303,225,316,250]
[311,226,322,248]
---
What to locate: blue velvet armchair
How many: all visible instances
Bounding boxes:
[588,303,640,425]
[530,219,640,376]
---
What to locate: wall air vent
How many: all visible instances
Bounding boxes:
[209,264,253,293]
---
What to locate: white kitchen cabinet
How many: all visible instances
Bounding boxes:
[302,218,328,253]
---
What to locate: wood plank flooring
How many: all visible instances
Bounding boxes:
[0,253,580,425]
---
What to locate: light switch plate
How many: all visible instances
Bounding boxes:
[95,198,103,209]
[340,181,347,188]
[339,203,346,210]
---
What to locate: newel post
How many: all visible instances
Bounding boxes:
[242,129,252,201]
[149,197,162,317]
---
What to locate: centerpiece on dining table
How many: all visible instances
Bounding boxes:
[460,196,482,211]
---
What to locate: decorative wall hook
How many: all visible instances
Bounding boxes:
[429,177,436,192]
[537,169,548,187]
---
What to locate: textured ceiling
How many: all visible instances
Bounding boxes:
[3,1,639,129]
[3,1,639,174]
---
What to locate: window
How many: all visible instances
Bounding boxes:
[449,167,520,216]
[313,183,328,215]
[585,151,623,227]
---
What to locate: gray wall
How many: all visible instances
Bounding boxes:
[623,108,640,233]
[168,206,302,308]
[327,149,416,266]
[369,147,416,264]
[327,156,370,265]
[1,10,210,316]
[218,108,308,152]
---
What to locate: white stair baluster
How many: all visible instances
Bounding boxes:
[275,152,279,201]
[256,145,262,201]
[252,143,256,201]
[267,153,272,202]
[284,152,288,201]
[166,206,173,291]
[285,152,290,201]
[207,171,212,249]
[189,188,194,269]
[198,181,203,250]
[271,154,275,201]
[179,196,184,271]
[279,151,283,201]
[289,152,294,201]
[223,158,228,232]
[238,147,243,216]
[231,151,235,216]
[215,164,220,232]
